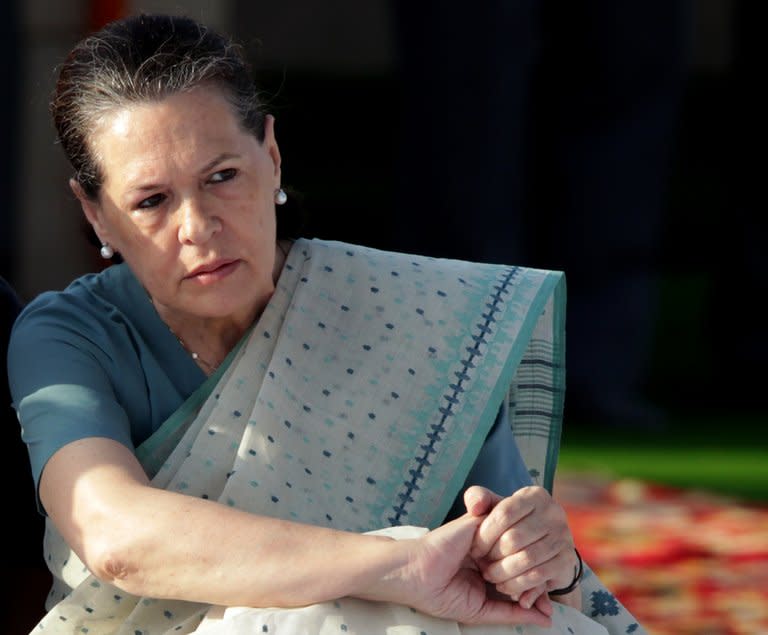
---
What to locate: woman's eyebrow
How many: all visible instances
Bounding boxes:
[200,152,241,173]
[125,153,242,193]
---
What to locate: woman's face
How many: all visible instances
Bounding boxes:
[77,86,282,327]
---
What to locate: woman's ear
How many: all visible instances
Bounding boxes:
[263,115,282,184]
[70,178,109,242]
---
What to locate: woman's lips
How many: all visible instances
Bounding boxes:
[186,260,240,284]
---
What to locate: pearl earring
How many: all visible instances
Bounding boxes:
[274,188,287,205]
[100,243,114,259]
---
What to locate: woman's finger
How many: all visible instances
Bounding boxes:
[481,534,566,585]
[518,584,551,611]
[472,596,553,628]
[483,521,549,562]
[463,485,503,517]
[470,488,539,559]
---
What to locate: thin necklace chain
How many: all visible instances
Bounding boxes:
[147,296,220,373]
[174,334,220,373]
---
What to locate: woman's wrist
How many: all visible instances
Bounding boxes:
[353,534,419,605]
[549,547,583,597]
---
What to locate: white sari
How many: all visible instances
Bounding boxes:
[36,239,644,635]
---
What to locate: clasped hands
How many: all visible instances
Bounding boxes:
[398,485,582,628]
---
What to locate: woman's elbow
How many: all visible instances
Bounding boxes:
[85,535,147,594]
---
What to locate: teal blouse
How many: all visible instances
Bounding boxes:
[7,263,530,515]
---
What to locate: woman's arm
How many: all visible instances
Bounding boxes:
[41,437,553,626]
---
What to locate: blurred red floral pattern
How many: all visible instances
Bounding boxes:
[555,474,768,635]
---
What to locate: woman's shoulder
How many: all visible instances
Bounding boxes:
[10,264,146,348]
[14,264,138,320]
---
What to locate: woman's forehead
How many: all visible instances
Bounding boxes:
[93,88,236,139]
[90,89,253,183]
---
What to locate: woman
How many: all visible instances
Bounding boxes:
[8,14,643,635]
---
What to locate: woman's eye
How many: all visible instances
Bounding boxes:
[209,168,237,184]
[136,193,166,209]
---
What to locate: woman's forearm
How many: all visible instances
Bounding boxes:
[43,440,554,627]
[90,486,413,607]
[42,439,415,608]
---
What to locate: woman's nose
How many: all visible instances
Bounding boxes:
[177,197,221,244]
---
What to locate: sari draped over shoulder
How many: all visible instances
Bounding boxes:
[35,239,645,635]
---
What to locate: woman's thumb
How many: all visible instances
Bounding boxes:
[463,485,502,516]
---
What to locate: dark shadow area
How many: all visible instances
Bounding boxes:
[649,2,766,418]
[248,2,764,428]
[2,278,50,634]
[255,70,400,250]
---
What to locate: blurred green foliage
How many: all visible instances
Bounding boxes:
[559,415,768,502]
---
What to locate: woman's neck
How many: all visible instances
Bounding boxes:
[150,240,292,374]
[167,311,253,374]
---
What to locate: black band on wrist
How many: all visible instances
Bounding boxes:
[549,547,584,596]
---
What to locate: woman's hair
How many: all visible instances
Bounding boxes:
[51,13,266,200]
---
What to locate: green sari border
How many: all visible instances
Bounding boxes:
[543,272,566,492]
[430,269,566,525]
[135,330,250,466]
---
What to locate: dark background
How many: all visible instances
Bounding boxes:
[2,1,764,417]
[230,2,765,418]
